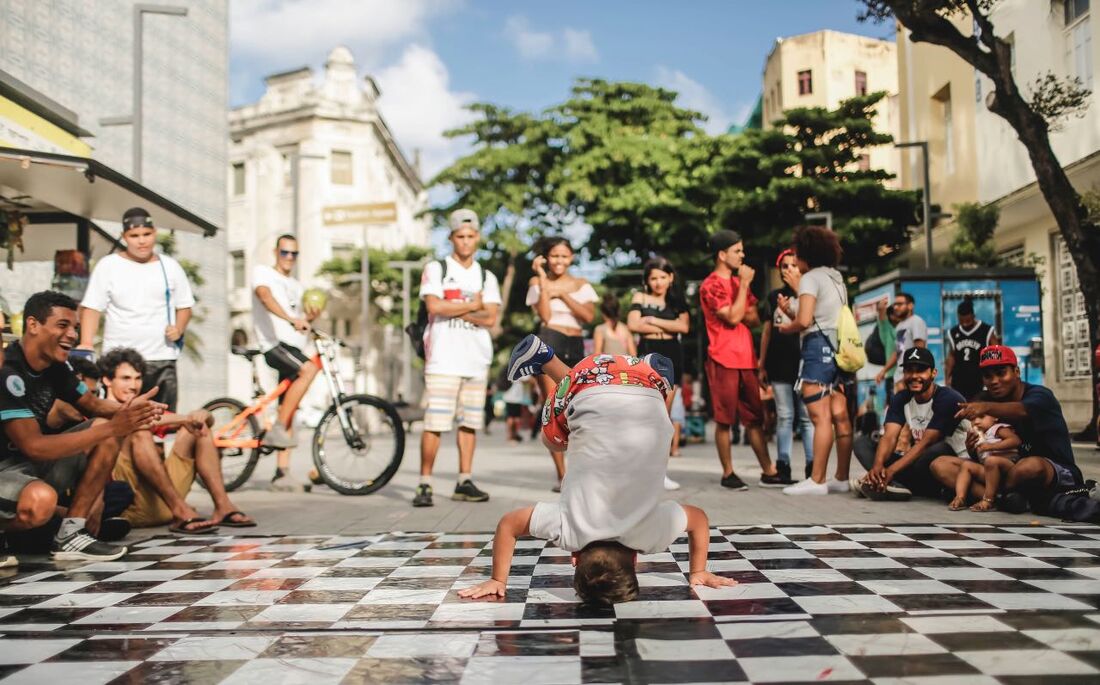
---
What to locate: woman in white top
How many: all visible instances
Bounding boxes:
[526,237,598,489]
[593,292,636,356]
[777,226,853,496]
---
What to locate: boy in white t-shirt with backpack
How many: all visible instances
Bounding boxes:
[458,335,734,605]
[412,209,502,508]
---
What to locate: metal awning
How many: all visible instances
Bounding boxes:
[0,146,218,237]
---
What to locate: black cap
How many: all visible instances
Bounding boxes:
[901,347,935,370]
[709,229,742,254]
[122,207,153,230]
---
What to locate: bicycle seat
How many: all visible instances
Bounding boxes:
[231,345,262,360]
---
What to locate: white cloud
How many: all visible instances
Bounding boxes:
[231,0,459,67]
[374,44,478,179]
[654,66,741,134]
[503,16,599,63]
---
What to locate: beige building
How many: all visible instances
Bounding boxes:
[227,47,430,408]
[762,30,899,179]
[895,0,1097,427]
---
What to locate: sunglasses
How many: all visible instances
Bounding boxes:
[279,249,299,258]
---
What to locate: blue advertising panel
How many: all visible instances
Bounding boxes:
[1000,279,1044,384]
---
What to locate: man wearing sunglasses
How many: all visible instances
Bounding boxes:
[252,234,320,492]
[78,207,195,413]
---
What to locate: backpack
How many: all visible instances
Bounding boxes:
[404,259,488,360]
[1042,481,1100,523]
[835,304,867,372]
[865,325,886,366]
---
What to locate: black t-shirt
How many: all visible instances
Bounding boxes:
[761,287,800,384]
[0,341,87,461]
[973,383,1082,485]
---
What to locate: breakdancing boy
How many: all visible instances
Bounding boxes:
[459,335,735,605]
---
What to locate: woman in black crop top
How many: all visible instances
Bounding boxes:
[628,256,690,484]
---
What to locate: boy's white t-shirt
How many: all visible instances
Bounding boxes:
[893,314,929,381]
[527,385,687,553]
[419,256,502,378]
[251,265,307,352]
[81,253,195,361]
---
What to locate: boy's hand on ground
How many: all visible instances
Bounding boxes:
[689,571,737,589]
[457,579,506,599]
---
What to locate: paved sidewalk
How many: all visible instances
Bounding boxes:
[171,428,1100,537]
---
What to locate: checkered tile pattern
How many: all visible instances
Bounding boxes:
[0,523,1096,682]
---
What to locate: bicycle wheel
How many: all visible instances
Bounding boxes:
[202,397,261,492]
[312,394,404,495]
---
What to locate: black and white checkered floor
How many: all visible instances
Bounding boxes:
[0,524,1098,683]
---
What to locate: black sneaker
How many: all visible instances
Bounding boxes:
[1000,491,1029,514]
[720,473,749,491]
[52,528,127,561]
[98,517,131,543]
[776,462,793,485]
[453,479,490,502]
[412,484,434,507]
[759,471,786,488]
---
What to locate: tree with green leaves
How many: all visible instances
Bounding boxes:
[317,244,433,328]
[944,202,999,268]
[860,0,1100,437]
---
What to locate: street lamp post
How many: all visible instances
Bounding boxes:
[387,259,428,401]
[896,141,933,269]
[98,4,188,182]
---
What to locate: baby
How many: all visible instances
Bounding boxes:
[458,335,734,605]
[950,412,1022,512]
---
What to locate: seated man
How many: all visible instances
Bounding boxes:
[0,291,163,563]
[949,345,1083,513]
[459,336,733,605]
[854,348,970,501]
[101,348,255,533]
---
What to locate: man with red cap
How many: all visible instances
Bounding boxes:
[947,345,1083,513]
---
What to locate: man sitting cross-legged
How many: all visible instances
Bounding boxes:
[459,335,733,605]
[100,348,256,534]
[0,291,164,563]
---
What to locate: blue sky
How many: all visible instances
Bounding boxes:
[230,0,889,178]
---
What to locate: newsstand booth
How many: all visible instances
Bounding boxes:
[0,146,217,321]
[852,268,1044,412]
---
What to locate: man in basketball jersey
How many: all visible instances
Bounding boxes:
[945,299,998,401]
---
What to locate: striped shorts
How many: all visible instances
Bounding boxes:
[423,374,488,433]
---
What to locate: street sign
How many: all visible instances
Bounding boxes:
[322,202,397,226]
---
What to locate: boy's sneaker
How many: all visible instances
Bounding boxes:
[759,471,786,488]
[507,335,554,382]
[0,536,16,569]
[783,478,829,496]
[641,353,675,388]
[453,479,490,502]
[861,480,912,501]
[664,476,681,491]
[52,529,127,561]
[1000,491,1029,514]
[262,424,297,449]
[412,484,434,507]
[98,517,132,543]
[720,473,749,491]
[776,462,793,485]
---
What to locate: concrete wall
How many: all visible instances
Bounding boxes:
[0,0,229,411]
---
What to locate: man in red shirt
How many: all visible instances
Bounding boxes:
[699,230,782,490]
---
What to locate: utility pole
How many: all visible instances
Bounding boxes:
[387,259,428,400]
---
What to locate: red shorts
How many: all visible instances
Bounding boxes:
[705,358,763,427]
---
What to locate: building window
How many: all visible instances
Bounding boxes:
[998,244,1026,266]
[331,150,353,185]
[1066,0,1093,89]
[232,162,245,196]
[231,250,245,289]
[797,70,813,95]
[1054,235,1091,380]
[854,70,868,96]
[280,153,292,188]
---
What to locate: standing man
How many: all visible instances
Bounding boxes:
[945,298,998,401]
[78,207,194,412]
[251,234,320,491]
[1,291,163,561]
[699,230,781,491]
[876,292,927,395]
[412,209,501,507]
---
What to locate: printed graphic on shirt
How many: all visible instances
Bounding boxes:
[541,354,670,448]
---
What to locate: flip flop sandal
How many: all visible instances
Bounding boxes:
[169,518,220,535]
[217,511,257,528]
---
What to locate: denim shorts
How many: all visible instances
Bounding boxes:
[797,330,839,388]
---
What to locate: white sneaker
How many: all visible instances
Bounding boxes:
[783,478,829,496]
[827,478,850,494]
[850,475,866,497]
[664,476,681,491]
[0,554,16,569]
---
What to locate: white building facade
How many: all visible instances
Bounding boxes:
[227,47,430,406]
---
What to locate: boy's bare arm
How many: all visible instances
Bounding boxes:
[979,426,1022,453]
[458,506,534,599]
[683,505,736,589]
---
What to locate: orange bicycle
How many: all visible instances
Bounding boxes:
[202,330,404,495]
